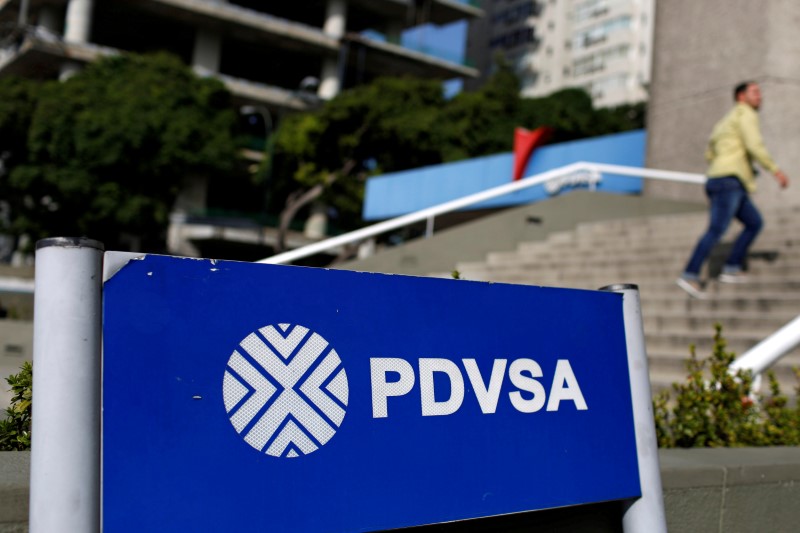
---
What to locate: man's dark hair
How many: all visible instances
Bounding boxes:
[734,81,755,100]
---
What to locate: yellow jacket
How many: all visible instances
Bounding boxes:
[705,103,779,192]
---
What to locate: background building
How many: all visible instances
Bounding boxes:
[0,0,483,258]
[0,0,481,112]
[467,0,654,107]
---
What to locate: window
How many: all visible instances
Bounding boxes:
[571,15,632,50]
[572,44,630,76]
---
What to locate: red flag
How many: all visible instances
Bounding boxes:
[513,126,553,181]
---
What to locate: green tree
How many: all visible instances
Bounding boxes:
[270,76,447,252]
[0,77,39,171]
[519,88,596,143]
[439,60,522,161]
[0,77,41,248]
[3,52,240,251]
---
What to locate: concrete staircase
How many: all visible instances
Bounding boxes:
[443,205,800,395]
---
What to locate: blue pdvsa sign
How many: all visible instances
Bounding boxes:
[102,255,640,532]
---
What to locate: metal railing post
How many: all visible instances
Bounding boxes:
[30,237,103,533]
[601,284,667,533]
[425,216,435,238]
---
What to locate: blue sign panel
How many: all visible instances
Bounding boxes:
[103,255,640,532]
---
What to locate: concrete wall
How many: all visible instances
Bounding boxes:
[3,447,800,532]
[661,447,800,533]
[646,0,800,208]
[0,451,28,533]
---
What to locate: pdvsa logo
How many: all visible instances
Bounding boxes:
[370,358,587,417]
[222,324,349,458]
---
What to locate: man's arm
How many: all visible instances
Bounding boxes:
[740,108,788,188]
[774,169,789,188]
[704,143,714,163]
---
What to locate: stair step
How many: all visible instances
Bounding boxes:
[482,252,800,272]
[454,268,800,288]
[645,330,800,355]
[643,311,797,333]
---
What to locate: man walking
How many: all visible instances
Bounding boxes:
[676,81,789,299]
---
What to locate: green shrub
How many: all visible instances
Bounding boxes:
[0,362,32,451]
[654,324,800,448]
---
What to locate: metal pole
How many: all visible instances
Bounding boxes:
[30,237,103,533]
[600,284,667,533]
[425,216,434,238]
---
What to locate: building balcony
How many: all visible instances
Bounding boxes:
[350,32,477,80]
[0,31,116,79]
[0,30,322,111]
[3,0,482,91]
[128,0,339,55]
[167,210,345,263]
[349,0,483,27]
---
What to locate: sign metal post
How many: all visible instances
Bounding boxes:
[601,284,667,533]
[29,238,103,533]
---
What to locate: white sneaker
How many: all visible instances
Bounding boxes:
[676,277,707,299]
[719,272,749,283]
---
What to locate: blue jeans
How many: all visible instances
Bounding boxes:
[682,176,763,279]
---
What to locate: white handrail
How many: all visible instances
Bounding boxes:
[0,276,36,294]
[256,162,705,264]
[730,315,800,380]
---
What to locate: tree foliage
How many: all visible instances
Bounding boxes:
[1,52,240,251]
[0,362,32,451]
[0,76,41,245]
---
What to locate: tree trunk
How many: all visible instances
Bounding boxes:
[274,160,356,254]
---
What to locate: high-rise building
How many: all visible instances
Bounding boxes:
[467,0,654,107]
[0,0,482,114]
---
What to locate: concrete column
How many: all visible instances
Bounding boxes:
[59,62,82,81]
[192,28,222,74]
[64,0,94,43]
[318,57,341,99]
[384,20,403,44]
[319,0,347,99]
[323,0,347,39]
[18,0,30,26]
[304,202,328,239]
[645,0,800,208]
[38,5,61,34]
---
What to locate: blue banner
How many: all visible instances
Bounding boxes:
[103,255,640,532]
[362,130,646,220]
